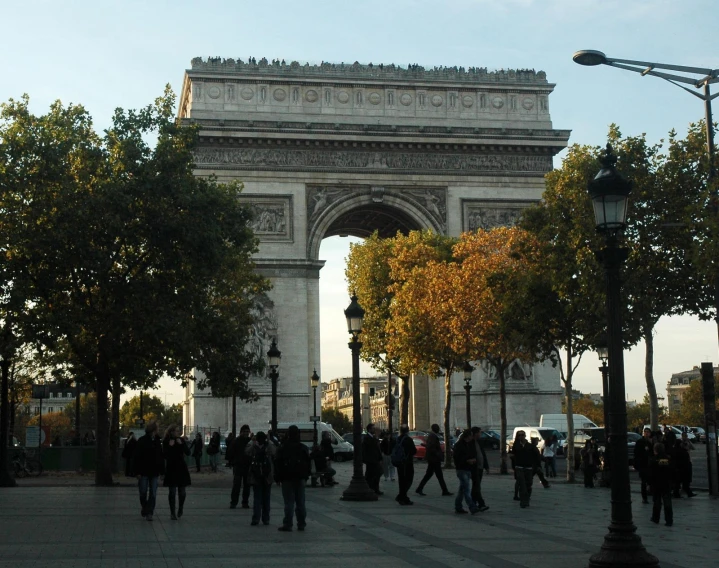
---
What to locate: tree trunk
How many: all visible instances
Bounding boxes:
[564,345,576,483]
[0,358,17,487]
[400,375,410,427]
[109,375,121,474]
[498,361,508,474]
[443,370,453,468]
[644,325,659,431]
[94,351,113,486]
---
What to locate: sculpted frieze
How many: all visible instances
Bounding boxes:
[240,196,293,241]
[462,199,535,232]
[193,147,552,175]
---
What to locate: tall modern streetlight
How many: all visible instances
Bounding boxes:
[463,362,473,429]
[573,50,719,354]
[311,369,320,446]
[267,339,281,435]
[341,294,377,502]
[586,145,658,568]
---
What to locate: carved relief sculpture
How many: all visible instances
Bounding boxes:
[463,200,534,232]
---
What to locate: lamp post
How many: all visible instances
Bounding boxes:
[73,381,81,446]
[597,335,610,431]
[341,294,378,502]
[267,339,281,435]
[463,362,473,429]
[311,369,320,446]
[573,50,719,355]
[586,146,658,568]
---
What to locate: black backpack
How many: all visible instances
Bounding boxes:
[251,445,272,481]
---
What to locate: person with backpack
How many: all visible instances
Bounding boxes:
[189,433,203,473]
[245,431,276,526]
[275,425,311,532]
[229,425,253,509]
[362,423,384,496]
[207,432,221,472]
[415,424,452,497]
[392,424,416,505]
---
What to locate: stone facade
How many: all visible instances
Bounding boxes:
[178,58,570,433]
[666,366,719,415]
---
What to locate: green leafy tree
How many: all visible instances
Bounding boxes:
[572,398,606,426]
[676,376,719,426]
[62,392,100,440]
[321,407,353,435]
[119,394,165,432]
[0,91,267,485]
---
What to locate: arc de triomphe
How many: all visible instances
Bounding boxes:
[180,58,569,433]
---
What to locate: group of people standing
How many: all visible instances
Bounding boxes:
[633,427,696,527]
[509,430,551,508]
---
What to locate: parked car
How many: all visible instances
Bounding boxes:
[411,435,446,460]
[690,426,706,443]
[477,431,500,450]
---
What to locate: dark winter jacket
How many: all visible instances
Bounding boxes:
[133,433,165,477]
[633,437,653,470]
[320,437,335,461]
[510,440,535,469]
[649,455,674,494]
[362,434,383,465]
[275,440,311,482]
[399,434,417,466]
[453,438,477,471]
[163,437,192,487]
[229,434,252,468]
[190,436,204,458]
[425,432,443,463]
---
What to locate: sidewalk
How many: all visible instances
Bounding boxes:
[1,461,717,568]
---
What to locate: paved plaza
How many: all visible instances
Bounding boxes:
[2,461,718,568]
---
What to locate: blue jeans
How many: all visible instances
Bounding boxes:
[281,479,306,528]
[209,453,218,471]
[252,483,272,524]
[455,469,477,513]
[138,476,158,515]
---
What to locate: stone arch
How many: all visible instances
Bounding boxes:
[307,188,444,260]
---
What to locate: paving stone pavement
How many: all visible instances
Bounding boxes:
[2,461,718,567]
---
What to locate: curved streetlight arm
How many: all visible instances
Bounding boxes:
[605,56,716,80]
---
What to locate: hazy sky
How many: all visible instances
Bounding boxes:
[2,0,718,405]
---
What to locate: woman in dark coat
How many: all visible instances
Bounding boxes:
[189,432,203,473]
[122,432,137,477]
[163,425,191,520]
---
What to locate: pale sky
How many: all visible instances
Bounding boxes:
[2,0,718,405]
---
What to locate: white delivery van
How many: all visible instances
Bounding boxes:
[507,426,562,453]
[539,414,598,433]
[276,421,354,462]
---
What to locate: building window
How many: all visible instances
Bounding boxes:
[34,407,40,415]
[48,407,54,413]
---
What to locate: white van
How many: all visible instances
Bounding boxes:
[540,414,598,432]
[507,426,562,453]
[276,421,354,462]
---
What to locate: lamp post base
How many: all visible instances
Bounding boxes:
[341,474,378,502]
[588,525,659,568]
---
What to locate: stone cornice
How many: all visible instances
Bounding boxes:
[189,57,550,86]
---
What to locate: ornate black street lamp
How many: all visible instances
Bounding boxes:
[463,362,473,429]
[73,381,82,446]
[311,369,320,446]
[267,339,281,435]
[341,294,377,502]
[597,335,609,431]
[586,146,658,568]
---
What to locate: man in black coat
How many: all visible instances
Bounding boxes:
[132,422,165,521]
[633,427,653,504]
[275,425,311,532]
[362,423,383,495]
[229,425,253,509]
[395,424,417,505]
[416,423,452,497]
[510,430,535,508]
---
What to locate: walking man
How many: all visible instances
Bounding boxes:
[275,425,311,532]
[229,425,252,509]
[416,424,452,496]
[133,421,164,521]
[510,430,534,508]
[634,427,653,504]
[393,424,417,505]
[362,423,383,495]
[470,427,490,510]
[452,430,479,514]
[245,431,276,526]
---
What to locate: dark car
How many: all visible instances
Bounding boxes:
[478,431,500,450]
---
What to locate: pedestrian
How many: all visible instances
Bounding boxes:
[510,430,534,508]
[190,432,203,473]
[416,424,452,497]
[275,425,311,532]
[392,424,417,505]
[319,431,337,485]
[162,425,191,520]
[531,437,550,489]
[649,443,674,527]
[132,421,165,521]
[672,436,696,498]
[470,426,489,510]
[245,431,276,526]
[543,434,557,478]
[380,430,396,482]
[452,429,479,514]
[122,432,137,477]
[633,427,653,504]
[580,440,600,488]
[362,423,383,495]
[207,432,221,472]
[229,425,253,509]
[225,431,236,468]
